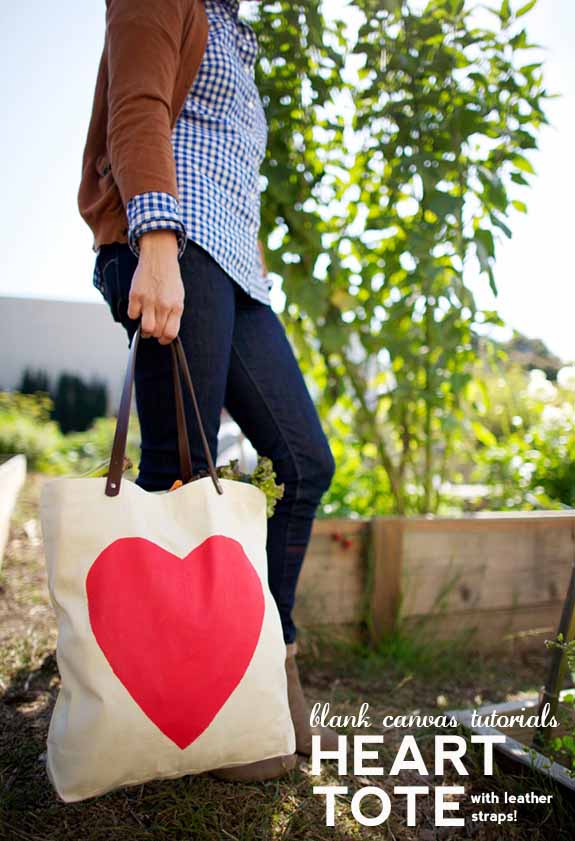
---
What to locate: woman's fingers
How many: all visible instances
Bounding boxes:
[140,300,156,339]
[127,291,142,321]
[128,291,152,338]
[157,309,182,346]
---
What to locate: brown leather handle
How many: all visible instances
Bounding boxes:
[171,343,193,485]
[105,326,223,497]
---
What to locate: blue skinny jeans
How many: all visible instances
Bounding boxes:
[95,239,335,644]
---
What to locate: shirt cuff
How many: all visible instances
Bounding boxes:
[126,192,187,258]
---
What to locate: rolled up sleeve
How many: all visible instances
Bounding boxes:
[127,192,187,258]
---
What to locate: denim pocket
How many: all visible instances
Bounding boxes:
[97,246,123,323]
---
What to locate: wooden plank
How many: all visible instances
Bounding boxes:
[402,602,564,646]
[369,517,404,642]
[401,559,572,616]
[295,513,575,648]
[379,511,575,526]
[294,519,368,626]
[400,517,575,616]
[294,623,364,650]
[402,521,574,571]
[0,455,27,570]
[311,518,368,535]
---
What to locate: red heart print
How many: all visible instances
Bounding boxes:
[86,535,265,749]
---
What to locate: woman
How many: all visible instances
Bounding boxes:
[78,0,338,781]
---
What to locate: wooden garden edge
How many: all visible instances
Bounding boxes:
[0,454,27,570]
[448,692,575,794]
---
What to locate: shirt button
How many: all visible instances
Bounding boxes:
[247,100,255,109]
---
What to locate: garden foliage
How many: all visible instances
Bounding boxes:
[253,0,550,514]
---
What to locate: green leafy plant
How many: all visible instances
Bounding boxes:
[319,434,394,517]
[216,457,284,518]
[0,392,63,472]
[1,394,283,515]
[544,635,575,774]
[253,0,550,514]
[470,365,575,509]
[0,392,139,475]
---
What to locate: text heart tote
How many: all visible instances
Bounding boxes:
[39,328,295,802]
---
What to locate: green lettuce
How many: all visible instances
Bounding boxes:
[215,456,284,518]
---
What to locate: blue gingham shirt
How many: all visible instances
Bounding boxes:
[94,0,270,305]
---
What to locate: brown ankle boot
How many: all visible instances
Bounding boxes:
[210,752,297,782]
[285,641,340,756]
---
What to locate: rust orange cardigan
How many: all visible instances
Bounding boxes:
[78,0,209,251]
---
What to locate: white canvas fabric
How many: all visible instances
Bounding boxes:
[40,473,295,802]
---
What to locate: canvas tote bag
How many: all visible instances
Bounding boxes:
[40,328,295,802]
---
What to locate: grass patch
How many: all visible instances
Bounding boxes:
[338,626,474,682]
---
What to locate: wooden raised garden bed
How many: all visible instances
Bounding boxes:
[296,512,575,648]
[0,455,26,571]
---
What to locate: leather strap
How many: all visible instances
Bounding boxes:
[171,343,193,485]
[172,338,222,494]
[105,326,223,497]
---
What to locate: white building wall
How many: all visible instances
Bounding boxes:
[0,295,256,468]
[0,296,129,411]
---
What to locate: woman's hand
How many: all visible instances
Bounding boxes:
[127,230,185,345]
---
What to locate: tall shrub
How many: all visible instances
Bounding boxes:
[52,374,108,434]
[19,369,51,395]
[254,0,549,513]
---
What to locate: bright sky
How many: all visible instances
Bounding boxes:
[0,1,573,362]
